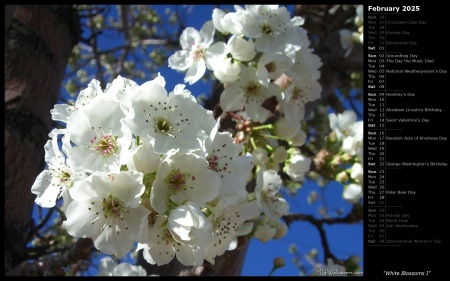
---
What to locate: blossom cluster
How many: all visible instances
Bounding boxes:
[339,5,364,57]
[31,4,324,269]
[169,5,323,134]
[168,4,322,244]
[31,74,262,266]
[329,110,364,204]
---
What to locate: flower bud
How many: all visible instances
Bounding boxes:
[336,171,349,183]
[273,257,285,269]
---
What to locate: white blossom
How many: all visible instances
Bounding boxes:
[123,141,161,174]
[168,21,215,85]
[205,199,259,264]
[251,147,269,167]
[138,215,205,266]
[286,47,323,81]
[241,5,306,54]
[125,78,214,154]
[281,74,322,125]
[289,129,307,147]
[31,130,81,208]
[168,202,212,249]
[212,6,246,35]
[256,52,294,87]
[202,119,253,199]
[272,146,288,164]
[206,41,241,83]
[51,79,103,123]
[274,117,301,140]
[255,169,289,222]
[226,35,257,62]
[343,183,363,204]
[206,35,256,83]
[273,221,288,239]
[29,1,329,264]
[329,110,358,140]
[350,162,363,183]
[329,110,363,161]
[65,95,132,174]
[104,75,140,110]
[150,149,220,215]
[63,171,149,258]
[284,154,311,182]
[97,256,147,276]
[220,65,282,123]
[253,215,277,243]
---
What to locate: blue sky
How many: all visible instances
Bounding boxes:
[30,4,363,276]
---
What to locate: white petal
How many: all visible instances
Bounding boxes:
[168,50,192,71]
[66,109,92,145]
[68,175,102,201]
[94,227,134,258]
[180,27,200,50]
[150,162,172,214]
[122,205,151,240]
[199,20,215,47]
[220,86,246,112]
[253,223,276,243]
[262,170,282,193]
[343,184,363,204]
[109,171,145,206]
[148,244,175,266]
[97,256,116,276]
[290,16,305,26]
[228,35,256,62]
[176,244,201,266]
[205,41,227,69]
[212,8,227,33]
[245,102,270,123]
[63,201,99,238]
[221,12,244,35]
[50,103,72,123]
[31,171,59,208]
[290,129,307,147]
[184,60,206,85]
[87,98,124,130]
[274,222,288,239]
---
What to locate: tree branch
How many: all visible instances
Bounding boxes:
[283,205,362,264]
[87,8,106,88]
[26,206,56,243]
[5,238,93,276]
[113,4,131,78]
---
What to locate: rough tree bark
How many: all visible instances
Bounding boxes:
[4,5,80,272]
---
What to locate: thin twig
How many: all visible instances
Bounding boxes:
[26,206,56,243]
[283,205,362,264]
[6,238,94,276]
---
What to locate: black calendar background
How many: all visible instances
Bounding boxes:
[364,1,448,278]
